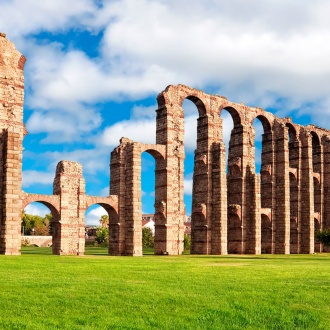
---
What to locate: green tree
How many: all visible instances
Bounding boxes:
[184,234,191,251]
[99,214,109,228]
[315,229,330,246]
[95,227,108,244]
[21,212,51,236]
[142,227,154,248]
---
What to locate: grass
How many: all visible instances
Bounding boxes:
[0,248,329,329]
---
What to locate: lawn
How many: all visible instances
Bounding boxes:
[0,247,329,329]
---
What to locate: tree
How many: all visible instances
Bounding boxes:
[21,212,51,236]
[315,229,330,246]
[184,234,191,251]
[95,227,108,244]
[142,227,154,248]
[99,214,109,228]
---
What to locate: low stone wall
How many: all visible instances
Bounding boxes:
[22,236,52,247]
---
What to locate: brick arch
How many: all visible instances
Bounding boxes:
[157,84,209,117]
[140,144,166,162]
[252,114,272,133]
[84,196,118,216]
[22,193,60,219]
[219,106,242,127]
[286,123,298,140]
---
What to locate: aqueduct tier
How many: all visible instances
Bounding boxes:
[111,84,330,255]
[0,33,329,255]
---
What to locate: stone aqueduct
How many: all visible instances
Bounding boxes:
[1,34,329,256]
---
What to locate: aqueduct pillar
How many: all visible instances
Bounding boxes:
[0,33,26,255]
[53,161,86,255]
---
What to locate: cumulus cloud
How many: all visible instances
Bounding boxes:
[184,173,193,196]
[22,170,54,188]
[3,0,329,145]
[85,205,107,226]
[24,202,51,217]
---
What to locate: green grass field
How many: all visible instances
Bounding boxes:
[0,247,329,329]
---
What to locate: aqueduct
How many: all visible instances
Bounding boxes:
[1,33,329,255]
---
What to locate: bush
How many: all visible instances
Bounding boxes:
[184,234,191,251]
[142,227,154,248]
[95,227,108,244]
[315,229,330,246]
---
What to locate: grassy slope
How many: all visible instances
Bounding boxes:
[0,247,329,329]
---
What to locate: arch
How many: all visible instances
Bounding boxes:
[286,123,297,142]
[22,195,61,255]
[156,84,208,117]
[22,194,60,219]
[84,196,118,215]
[255,114,272,133]
[183,95,207,117]
[219,106,242,127]
[84,197,120,255]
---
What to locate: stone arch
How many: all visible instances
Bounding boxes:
[157,84,209,117]
[22,194,60,218]
[311,131,321,173]
[22,193,61,254]
[84,196,120,255]
[254,114,272,134]
[219,106,242,128]
[141,146,167,255]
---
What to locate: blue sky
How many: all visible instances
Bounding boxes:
[1,0,330,225]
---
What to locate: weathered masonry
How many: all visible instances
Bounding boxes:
[1,34,329,256]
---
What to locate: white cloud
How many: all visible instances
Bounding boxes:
[85,205,107,226]
[0,0,99,39]
[24,202,51,217]
[101,119,156,147]
[184,173,193,196]
[22,170,54,188]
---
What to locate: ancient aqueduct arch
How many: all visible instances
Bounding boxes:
[1,33,330,256]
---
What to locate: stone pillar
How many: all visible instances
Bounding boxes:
[123,142,143,256]
[153,151,168,255]
[322,136,330,252]
[299,130,314,253]
[191,114,214,254]
[245,171,261,254]
[272,122,290,254]
[260,130,275,253]
[0,33,26,255]
[287,127,301,254]
[227,124,260,254]
[110,139,129,255]
[211,140,228,255]
[156,95,185,255]
[53,161,86,255]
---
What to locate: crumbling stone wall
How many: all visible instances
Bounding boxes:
[0,34,119,255]
[1,33,330,256]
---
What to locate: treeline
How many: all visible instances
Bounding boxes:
[21,212,52,236]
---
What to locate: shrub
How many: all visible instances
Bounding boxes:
[142,227,154,248]
[184,234,191,251]
[95,227,108,244]
[315,229,330,246]
[21,238,30,247]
